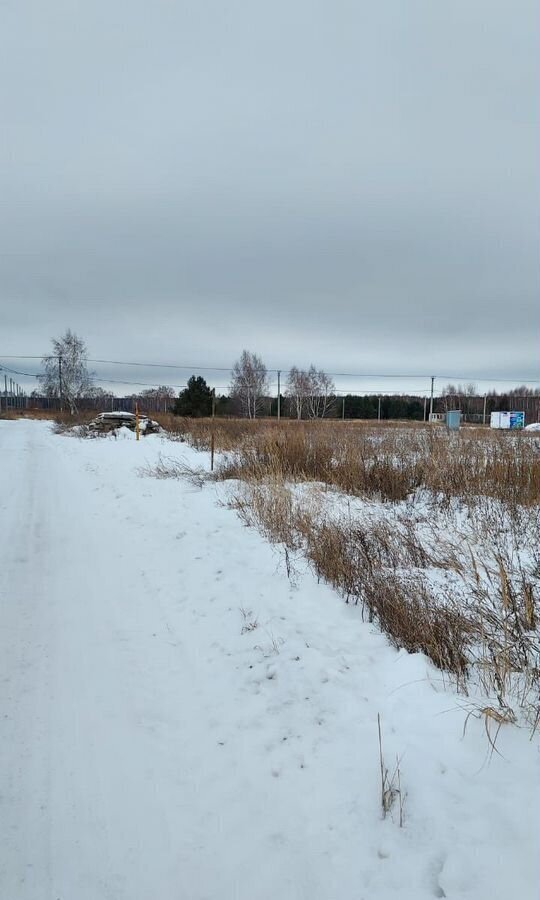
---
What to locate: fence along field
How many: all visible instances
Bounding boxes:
[141,417,540,736]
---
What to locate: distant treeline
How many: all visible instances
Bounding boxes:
[15,389,540,424]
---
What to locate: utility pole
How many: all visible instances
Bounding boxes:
[483,393,487,426]
[211,388,216,472]
[429,376,435,422]
[277,370,281,422]
[58,356,63,412]
[342,396,345,420]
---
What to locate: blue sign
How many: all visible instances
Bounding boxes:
[509,412,525,430]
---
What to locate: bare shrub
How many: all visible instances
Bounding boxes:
[139,455,209,488]
[239,607,259,634]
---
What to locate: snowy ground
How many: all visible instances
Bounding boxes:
[0,419,538,900]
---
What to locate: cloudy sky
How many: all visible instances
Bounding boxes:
[1,1,538,396]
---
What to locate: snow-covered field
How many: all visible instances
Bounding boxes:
[1,419,538,900]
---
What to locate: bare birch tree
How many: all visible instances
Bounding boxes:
[287,365,335,419]
[230,350,269,419]
[306,367,335,418]
[40,329,94,414]
[286,366,311,420]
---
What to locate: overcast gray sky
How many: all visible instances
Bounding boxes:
[1,1,538,396]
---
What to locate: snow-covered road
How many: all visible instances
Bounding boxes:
[1,420,538,900]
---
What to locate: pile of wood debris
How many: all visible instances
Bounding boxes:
[88,411,161,435]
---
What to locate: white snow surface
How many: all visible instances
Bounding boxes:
[0,420,538,900]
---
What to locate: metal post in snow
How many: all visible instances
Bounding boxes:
[211,388,216,472]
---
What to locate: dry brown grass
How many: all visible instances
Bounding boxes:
[229,481,475,676]
[226,476,539,720]
[154,415,284,451]
[1,408,60,421]
[202,420,540,507]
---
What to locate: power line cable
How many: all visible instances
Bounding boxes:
[1,354,538,385]
[0,364,41,378]
[92,376,232,390]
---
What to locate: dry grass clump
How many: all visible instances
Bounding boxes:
[226,476,539,720]
[378,714,405,825]
[229,477,306,550]
[232,482,473,676]
[312,535,470,676]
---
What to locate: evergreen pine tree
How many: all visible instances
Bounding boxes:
[174,376,213,417]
